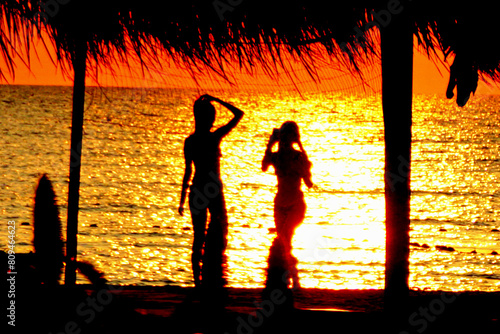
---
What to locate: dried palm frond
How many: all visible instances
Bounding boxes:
[0,0,34,80]
[76,260,108,287]
[33,174,64,285]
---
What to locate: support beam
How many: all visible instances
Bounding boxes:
[65,41,87,285]
[380,10,413,313]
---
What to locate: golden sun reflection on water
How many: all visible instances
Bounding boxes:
[218,92,390,289]
[2,86,500,291]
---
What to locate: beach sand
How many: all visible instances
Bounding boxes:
[11,284,499,334]
[119,286,386,316]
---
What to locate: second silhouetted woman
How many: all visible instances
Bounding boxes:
[262,121,313,295]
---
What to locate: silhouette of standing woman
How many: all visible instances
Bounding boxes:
[178,94,243,291]
[262,121,313,301]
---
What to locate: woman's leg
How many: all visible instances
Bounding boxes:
[274,200,305,287]
[286,200,306,289]
[263,205,296,311]
[189,192,208,289]
[202,191,228,289]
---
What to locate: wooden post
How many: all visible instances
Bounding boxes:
[380,9,413,313]
[65,40,87,285]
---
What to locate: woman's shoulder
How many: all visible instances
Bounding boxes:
[292,149,308,160]
[268,151,278,162]
[294,150,311,168]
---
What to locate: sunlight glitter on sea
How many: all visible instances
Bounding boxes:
[1,85,499,290]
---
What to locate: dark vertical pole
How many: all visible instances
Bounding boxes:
[380,9,413,314]
[65,40,87,285]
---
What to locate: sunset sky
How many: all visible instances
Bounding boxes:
[2,35,500,96]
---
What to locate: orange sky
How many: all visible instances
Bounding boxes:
[2,35,499,96]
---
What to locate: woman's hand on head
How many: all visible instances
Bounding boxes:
[199,94,219,103]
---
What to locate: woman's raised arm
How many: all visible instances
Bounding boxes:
[201,95,244,139]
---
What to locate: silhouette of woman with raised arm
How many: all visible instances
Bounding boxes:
[262,121,313,304]
[178,94,243,293]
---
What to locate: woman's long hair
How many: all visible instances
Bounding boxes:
[278,121,308,158]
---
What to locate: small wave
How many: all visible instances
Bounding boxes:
[16,242,31,246]
[411,218,453,224]
[464,273,500,280]
[412,190,494,198]
[240,182,267,188]
[312,187,384,195]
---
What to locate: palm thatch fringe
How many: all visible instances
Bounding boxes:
[2,1,499,97]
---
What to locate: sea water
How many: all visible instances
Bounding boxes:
[1,85,499,291]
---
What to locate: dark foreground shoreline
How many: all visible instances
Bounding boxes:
[8,285,500,334]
